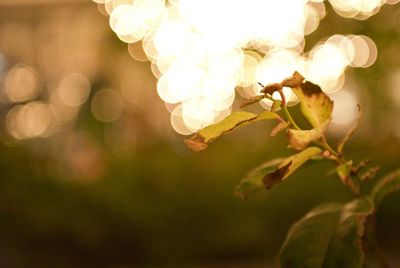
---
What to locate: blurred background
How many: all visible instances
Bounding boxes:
[0,0,400,267]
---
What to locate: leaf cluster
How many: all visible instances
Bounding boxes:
[185,71,364,197]
[184,71,400,267]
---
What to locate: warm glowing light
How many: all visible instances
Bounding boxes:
[329,90,359,129]
[329,0,385,19]
[128,41,148,62]
[58,73,91,107]
[349,35,377,68]
[109,0,165,43]
[93,0,385,134]
[240,51,262,87]
[6,101,52,139]
[304,4,321,35]
[3,64,40,103]
[170,105,195,135]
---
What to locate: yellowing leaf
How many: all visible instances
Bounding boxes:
[185,111,279,152]
[292,81,333,128]
[287,120,330,151]
[235,147,322,199]
[280,197,374,268]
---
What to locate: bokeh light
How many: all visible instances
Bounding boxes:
[58,73,91,107]
[328,90,360,133]
[328,0,386,19]
[3,64,40,103]
[91,0,387,135]
[6,101,52,139]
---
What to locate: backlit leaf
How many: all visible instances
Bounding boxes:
[280,197,374,268]
[287,120,330,151]
[235,147,322,199]
[185,111,279,152]
[292,81,333,128]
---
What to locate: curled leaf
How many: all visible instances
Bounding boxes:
[184,138,208,152]
[337,105,362,154]
[263,161,292,189]
[235,147,322,199]
[292,81,333,128]
[351,159,372,175]
[360,166,380,181]
[270,121,288,137]
[370,168,400,206]
[240,95,265,108]
[282,71,305,88]
[287,120,330,151]
[185,111,280,152]
[280,197,374,268]
[234,158,285,199]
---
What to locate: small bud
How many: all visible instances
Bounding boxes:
[322,150,331,158]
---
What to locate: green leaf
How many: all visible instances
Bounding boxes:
[235,147,322,199]
[336,160,353,184]
[292,81,333,128]
[287,120,330,151]
[370,168,400,206]
[185,111,279,152]
[280,197,374,268]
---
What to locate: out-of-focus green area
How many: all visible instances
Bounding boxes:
[0,1,400,267]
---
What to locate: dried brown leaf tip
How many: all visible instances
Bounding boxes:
[240,95,265,108]
[184,135,208,152]
[263,161,292,189]
[360,166,380,181]
[299,81,325,96]
[270,121,288,137]
[260,71,305,95]
[260,82,282,95]
[282,71,305,88]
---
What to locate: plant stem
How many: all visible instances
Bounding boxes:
[346,176,360,196]
[315,137,360,195]
[320,136,341,160]
[282,106,301,130]
[277,90,301,130]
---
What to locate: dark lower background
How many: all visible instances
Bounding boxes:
[1,135,399,267]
